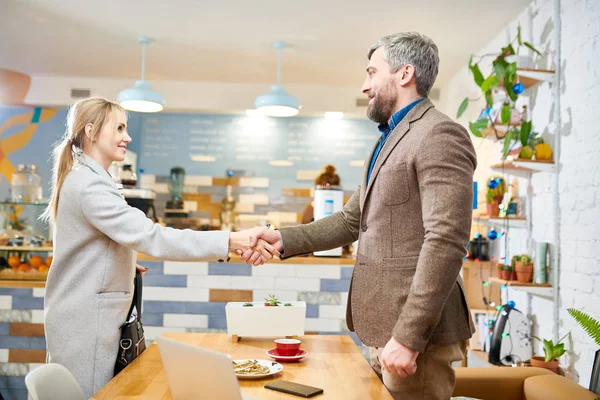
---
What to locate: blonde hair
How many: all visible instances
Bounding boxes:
[41,98,125,223]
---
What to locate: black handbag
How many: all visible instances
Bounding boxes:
[114,270,146,375]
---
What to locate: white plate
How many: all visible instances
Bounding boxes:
[232,359,283,379]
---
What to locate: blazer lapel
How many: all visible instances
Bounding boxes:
[360,139,381,209]
[363,98,435,205]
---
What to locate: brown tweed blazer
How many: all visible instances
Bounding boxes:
[279,98,477,352]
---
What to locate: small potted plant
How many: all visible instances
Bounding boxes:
[264,294,282,307]
[496,263,505,279]
[515,254,534,283]
[502,264,513,281]
[531,333,569,373]
[486,190,499,217]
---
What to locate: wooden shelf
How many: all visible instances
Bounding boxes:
[491,158,556,175]
[0,246,53,252]
[472,215,527,228]
[517,68,555,89]
[489,277,553,298]
[462,260,497,269]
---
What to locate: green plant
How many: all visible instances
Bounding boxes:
[497,263,505,270]
[284,303,292,307]
[486,190,495,204]
[511,255,521,268]
[243,302,253,307]
[264,294,281,306]
[519,254,532,264]
[567,308,600,346]
[503,264,514,272]
[456,26,542,157]
[532,333,569,362]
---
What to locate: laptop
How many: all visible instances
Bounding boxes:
[157,336,262,400]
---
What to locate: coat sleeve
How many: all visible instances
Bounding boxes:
[79,175,229,261]
[392,121,477,352]
[278,186,361,258]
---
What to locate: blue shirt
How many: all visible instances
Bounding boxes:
[366,98,424,183]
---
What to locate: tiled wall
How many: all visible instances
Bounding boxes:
[0,260,360,399]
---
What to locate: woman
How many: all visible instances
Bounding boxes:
[41,98,277,397]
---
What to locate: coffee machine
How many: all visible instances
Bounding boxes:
[313,185,344,257]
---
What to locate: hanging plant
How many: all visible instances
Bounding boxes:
[456,26,542,158]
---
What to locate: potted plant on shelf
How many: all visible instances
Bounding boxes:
[531,333,569,373]
[567,308,600,393]
[502,264,513,281]
[486,189,499,217]
[496,263,505,279]
[515,254,534,283]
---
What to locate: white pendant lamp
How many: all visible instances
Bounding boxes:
[118,37,165,113]
[254,42,300,117]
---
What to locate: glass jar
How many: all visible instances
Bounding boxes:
[11,164,43,203]
[169,167,185,202]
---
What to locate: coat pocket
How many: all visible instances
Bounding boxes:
[377,162,410,205]
[97,292,131,300]
[381,256,419,321]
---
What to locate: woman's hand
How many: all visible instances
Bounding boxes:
[136,264,148,278]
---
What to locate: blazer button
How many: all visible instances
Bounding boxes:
[361,226,368,232]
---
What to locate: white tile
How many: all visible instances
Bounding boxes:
[184,201,198,212]
[304,318,342,332]
[319,305,347,319]
[144,326,186,341]
[164,261,208,275]
[253,290,298,302]
[187,275,232,289]
[238,194,269,205]
[31,310,45,324]
[28,363,45,371]
[32,288,45,298]
[251,264,296,277]
[230,276,275,290]
[266,211,298,223]
[235,203,255,213]
[153,183,169,193]
[185,176,212,186]
[143,287,209,302]
[139,174,156,188]
[0,296,12,309]
[340,292,349,305]
[296,170,320,181]
[275,277,320,292]
[240,177,269,188]
[164,314,208,329]
[295,265,341,279]
[0,349,8,363]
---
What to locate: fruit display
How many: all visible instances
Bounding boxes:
[0,252,52,280]
[534,143,553,160]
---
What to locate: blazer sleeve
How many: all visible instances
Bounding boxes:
[392,121,477,352]
[79,175,229,261]
[278,186,361,259]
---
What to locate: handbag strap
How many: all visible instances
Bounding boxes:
[125,270,143,323]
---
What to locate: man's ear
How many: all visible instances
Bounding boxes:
[398,64,416,86]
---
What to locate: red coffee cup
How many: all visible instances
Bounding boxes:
[274,338,301,356]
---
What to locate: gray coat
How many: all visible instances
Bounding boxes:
[44,154,229,398]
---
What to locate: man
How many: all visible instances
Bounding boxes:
[242,32,476,399]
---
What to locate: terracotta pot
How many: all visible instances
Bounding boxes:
[515,262,534,283]
[502,270,512,280]
[487,201,500,217]
[511,269,518,281]
[530,356,559,373]
[496,268,504,279]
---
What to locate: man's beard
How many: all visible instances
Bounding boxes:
[366,81,397,124]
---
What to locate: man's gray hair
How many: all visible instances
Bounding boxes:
[368,32,439,97]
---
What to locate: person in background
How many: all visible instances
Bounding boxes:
[41,98,277,398]
[301,164,341,224]
[240,32,477,400]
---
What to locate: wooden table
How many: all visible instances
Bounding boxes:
[92,333,393,399]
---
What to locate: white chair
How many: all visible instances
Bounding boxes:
[25,363,86,400]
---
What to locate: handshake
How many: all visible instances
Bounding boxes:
[228,227,284,266]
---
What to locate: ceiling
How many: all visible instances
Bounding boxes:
[1,0,531,90]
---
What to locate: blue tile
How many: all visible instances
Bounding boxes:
[208,314,227,329]
[12,297,44,310]
[142,313,163,326]
[186,302,226,315]
[138,261,164,275]
[208,263,252,276]
[143,301,187,314]
[143,274,187,287]
[320,279,351,292]
[306,304,319,318]
[0,336,45,349]
[0,288,32,297]
[340,267,354,280]
[3,389,28,400]
[0,322,9,335]
[0,376,26,390]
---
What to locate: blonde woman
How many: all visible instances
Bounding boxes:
[41,98,277,397]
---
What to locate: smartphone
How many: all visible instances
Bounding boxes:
[264,380,323,398]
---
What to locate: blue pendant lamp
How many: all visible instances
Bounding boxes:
[118,37,165,113]
[254,42,300,117]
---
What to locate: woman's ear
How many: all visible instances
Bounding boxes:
[84,123,94,141]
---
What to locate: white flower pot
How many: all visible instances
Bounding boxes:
[226,301,306,339]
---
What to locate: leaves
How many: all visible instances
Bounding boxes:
[568,308,600,346]
[485,91,494,107]
[520,120,532,146]
[457,97,469,119]
[501,104,512,125]
[469,118,489,138]
[533,334,570,362]
[481,76,500,93]
[493,59,507,82]
[501,44,516,56]
[470,63,485,87]
[524,41,542,56]
[517,26,523,46]
[502,129,516,157]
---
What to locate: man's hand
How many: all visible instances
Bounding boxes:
[229,227,281,266]
[236,228,284,266]
[381,337,419,378]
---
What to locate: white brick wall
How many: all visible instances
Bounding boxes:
[440,0,600,388]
